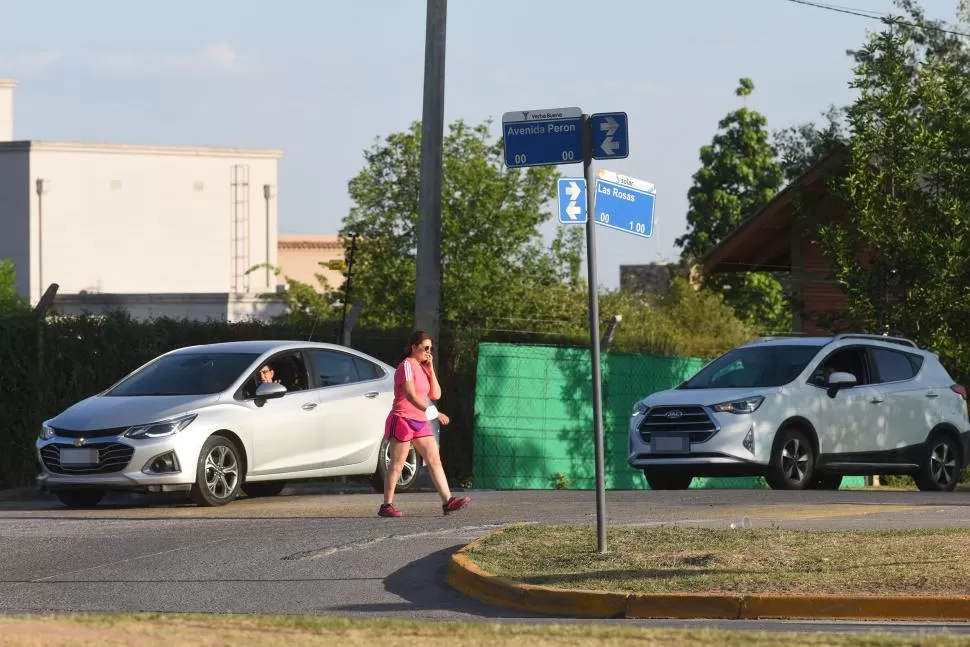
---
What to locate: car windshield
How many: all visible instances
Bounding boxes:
[678,345,822,389]
[105,352,261,397]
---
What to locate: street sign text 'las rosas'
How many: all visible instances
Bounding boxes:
[593,169,656,238]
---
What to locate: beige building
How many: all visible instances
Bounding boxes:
[0,78,286,321]
[276,234,347,292]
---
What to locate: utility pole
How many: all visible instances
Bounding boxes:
[340,233,358,345]
[413,0,447,349]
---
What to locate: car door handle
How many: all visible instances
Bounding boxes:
[302,402,318,411]
[870,397,884,404]
[926,392,939,399]
[365,391,379,399]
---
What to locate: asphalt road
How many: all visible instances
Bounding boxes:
[3,484,970,637]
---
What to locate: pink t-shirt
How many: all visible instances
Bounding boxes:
[391,358,431,421]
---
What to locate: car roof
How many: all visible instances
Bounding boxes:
[743,334,927,353]
[165,340,382,359]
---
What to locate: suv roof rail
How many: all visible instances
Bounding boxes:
[832,333,918,349]
[742,333,810,345]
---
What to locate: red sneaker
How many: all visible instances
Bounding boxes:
[378,503,402,518]
[442,496,470,515]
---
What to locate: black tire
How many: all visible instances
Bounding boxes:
[914,432,961,492]
[242,481,287,498]
[808,474,843,490]
[766,427,815,490]
[370,436,423,494]
[643,470,694,490]
[190,435,243,507]
[55,489,105,508]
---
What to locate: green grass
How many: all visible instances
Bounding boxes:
[465,525,970,595]
[0,612,966,646]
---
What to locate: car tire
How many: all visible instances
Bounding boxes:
[643,470,694,490]
[766,427,814,490]
[241,481,287,498]
[914,432,961,492]
[54,489,105,508]
[190,435,242,507]
[370,436,423,494]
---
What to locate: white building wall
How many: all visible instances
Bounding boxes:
[0,147,30,295]
[23,142,280,302]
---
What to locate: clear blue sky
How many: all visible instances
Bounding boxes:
[0,0,959,289]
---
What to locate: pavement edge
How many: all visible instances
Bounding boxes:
[445,526,970,621]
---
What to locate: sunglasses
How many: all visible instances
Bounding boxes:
[419,345,433,352]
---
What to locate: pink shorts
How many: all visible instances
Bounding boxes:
[384,412,434,442]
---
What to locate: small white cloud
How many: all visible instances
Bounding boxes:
[202,43,236,70]
[88,43,243,77]
[0,50,62,75]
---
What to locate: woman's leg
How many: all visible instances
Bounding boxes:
[384,437,412,505]
[412,435,451,503]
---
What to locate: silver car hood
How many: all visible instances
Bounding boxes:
[48,394,218,430]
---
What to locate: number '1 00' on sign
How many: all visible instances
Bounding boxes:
[593,169,656,239]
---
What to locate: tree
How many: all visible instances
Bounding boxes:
[335,118,586,330]
[676,79,790,332]
[773,105,849,184]
[0,259,29,316]
[816,1,970,378]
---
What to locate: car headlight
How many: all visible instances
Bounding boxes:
[712,396,765,415]
[39,424,54,440]
[631,401,649,417]
[124,414,197,440]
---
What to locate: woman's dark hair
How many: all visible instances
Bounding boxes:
[401,330,432,361]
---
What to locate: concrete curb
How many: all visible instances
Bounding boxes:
[445,527,970,621]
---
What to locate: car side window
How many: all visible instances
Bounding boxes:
[353,356,385,380]
[809,347,869,387]
[309,350,363,387]
[869,348,918,383]
[240,351,310,398]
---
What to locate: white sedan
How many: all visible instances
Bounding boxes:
[36,340,426,507]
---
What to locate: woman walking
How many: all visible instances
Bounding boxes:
[379,331,470,518]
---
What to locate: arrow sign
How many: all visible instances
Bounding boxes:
[599,116,619,137]
[565,180,582,201]
[590,112,629,160]
[600,137,620,156]
[557,177,587,224]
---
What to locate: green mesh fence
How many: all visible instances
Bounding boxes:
[472,343,864,490]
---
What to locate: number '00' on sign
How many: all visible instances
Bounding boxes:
[598,212,610,223]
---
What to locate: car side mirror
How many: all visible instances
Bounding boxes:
[255,382,287,401]
[826,371,857,396]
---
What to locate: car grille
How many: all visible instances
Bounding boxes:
[50,426,128,439]
[40,442,134,475]
[639,405,718,444]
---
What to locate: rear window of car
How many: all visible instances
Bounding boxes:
[679,345,822,389]
[105,352,261,396]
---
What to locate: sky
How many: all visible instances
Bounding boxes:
[0,0,961,290]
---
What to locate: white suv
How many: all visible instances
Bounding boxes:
[628,334,970,491]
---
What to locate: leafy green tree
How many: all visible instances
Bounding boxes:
[0,259,29,315]
[816,1,970,379]
[336,118,585,330]
[676,79,790,332]
[773,105,849,184]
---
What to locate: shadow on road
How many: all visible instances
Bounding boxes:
[326,544,536,618]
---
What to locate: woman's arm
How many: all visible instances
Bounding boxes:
[423,360,442,400]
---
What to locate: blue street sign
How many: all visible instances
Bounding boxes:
[590,112,629,160]
[557,178,587,224]
[593,169,656,238]
[502,107,583,168]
